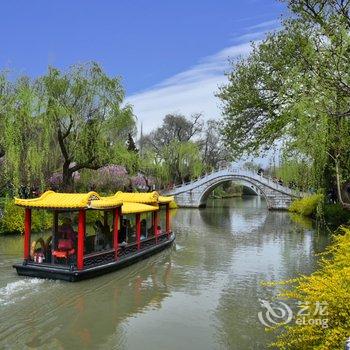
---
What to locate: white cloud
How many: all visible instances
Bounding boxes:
[247,19,280,31]
[126,23,278,134]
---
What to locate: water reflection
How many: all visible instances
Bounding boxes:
[0,197,330,349]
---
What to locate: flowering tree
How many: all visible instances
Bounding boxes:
[131,173,155,191]
[77,165,128,193]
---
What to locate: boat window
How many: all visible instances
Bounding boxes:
[124,216,136,244]
[141,213,154,238]
[159,208,166,234]
[85,210,113,254]
[45,211,78,265]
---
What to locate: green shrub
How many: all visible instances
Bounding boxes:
[271,228,350,349]
[324,204,350,227]
[31,208,52,232]
[288,194,324,217]
[0,199,52,234]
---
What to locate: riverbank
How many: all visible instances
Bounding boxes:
[268,195,350,349]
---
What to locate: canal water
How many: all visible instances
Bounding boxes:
[0,197,330,349]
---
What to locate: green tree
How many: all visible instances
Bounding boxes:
[200,119,230,172]
[142,114,204,185]
[218,0,350,201]
[40,62,135,191]
[2,76,49,189]
[141,114,230,186]
[0,73,11,159]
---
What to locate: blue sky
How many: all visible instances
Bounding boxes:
[0,0,286,132]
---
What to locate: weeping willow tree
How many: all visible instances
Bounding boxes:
[0,73,10,159]
[0,76,51,191]
[39,62,135,191]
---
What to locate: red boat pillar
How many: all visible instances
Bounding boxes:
[166,203,171,237]
[114,207,120,259]
[136,213,141,250]
[24,208,31,261]
[77,210,86,270]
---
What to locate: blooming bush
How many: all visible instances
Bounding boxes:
[86,165,128,193]
[48,171,80,190]
[48,172,63,189]
[131,173,155,190]
[271,228,350,349]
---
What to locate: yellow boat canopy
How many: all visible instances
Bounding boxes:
[89,197,123,210]
[113,191,159,204]
[158,195,174,204]
[113,191,174,205]
[15,190,173,211]
[15,191,122,210]
[121,202,158,214]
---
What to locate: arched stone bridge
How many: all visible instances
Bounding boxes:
[162,167,303,210]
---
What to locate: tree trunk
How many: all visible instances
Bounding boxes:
[62,161,74,192]
[335,159,350,210]
[141,174,152,192]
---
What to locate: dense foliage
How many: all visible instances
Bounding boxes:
[0,64,231,196]
[0,200,52,233]
[218,0,350,203]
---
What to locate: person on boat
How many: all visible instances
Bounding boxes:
[141,219,147,240]
[156,225,162,235]
[57,217,76,252]
[94,220,107,251]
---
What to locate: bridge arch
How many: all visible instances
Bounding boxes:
[162,167,301,210]
[198,175,269,208]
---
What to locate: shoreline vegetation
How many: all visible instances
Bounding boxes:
[268,226,350,350]
[289,194,350,228]
[271,195,350,349]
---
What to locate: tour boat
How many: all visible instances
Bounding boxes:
[13,191,175,281]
